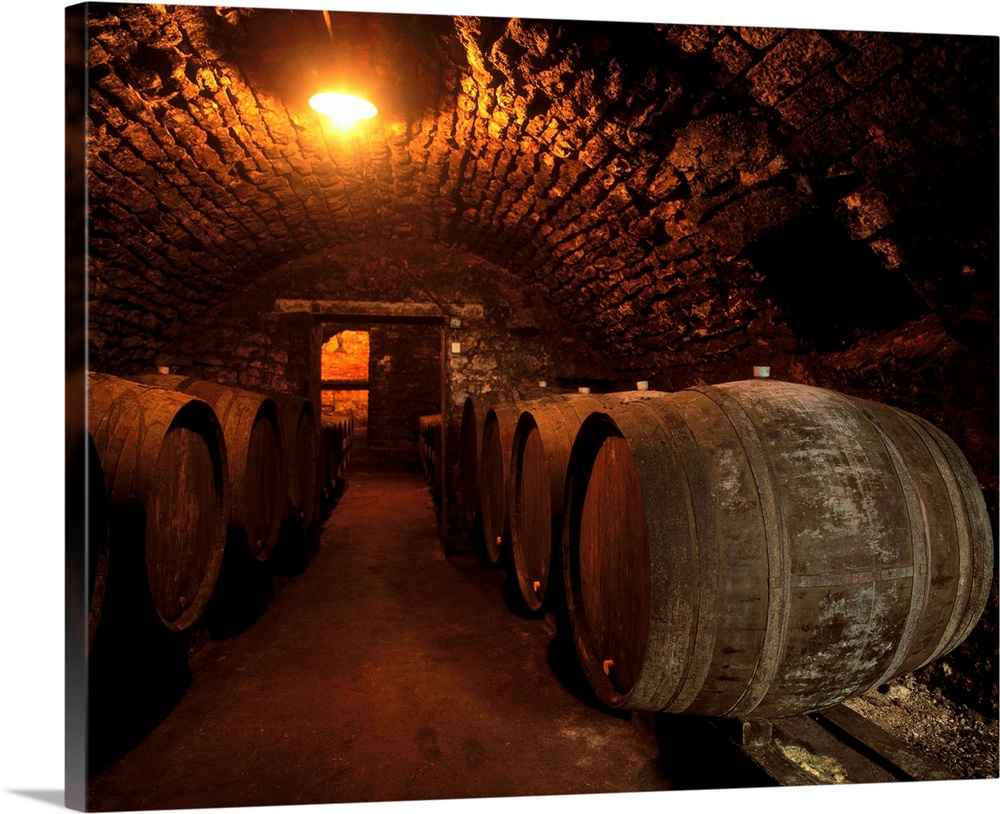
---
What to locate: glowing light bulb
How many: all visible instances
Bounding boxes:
[309,92,377,129]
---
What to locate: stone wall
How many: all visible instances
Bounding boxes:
[321,330,370,382]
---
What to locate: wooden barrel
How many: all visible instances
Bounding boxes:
[461,387,569,533]
[418,414,439,484]
[479,393,571,565]
[419,414,443,502]
[461,390,518,532]
[321,412,354,502]
[340,411,354,470]
[509,392,665,612]
[87,372,228,632]
[274,394,319,530]
[562,379,994,719]
[131,375,285,563]
[321,422,337,502]
[479,402,521,565]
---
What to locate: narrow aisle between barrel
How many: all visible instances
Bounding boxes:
[86,467,670,811]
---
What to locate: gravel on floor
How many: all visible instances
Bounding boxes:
[842,674,998,780]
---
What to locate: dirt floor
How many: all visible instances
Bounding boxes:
[843,673,999,780]
[85,465,691,811]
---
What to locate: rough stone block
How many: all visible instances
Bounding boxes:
[835,35,904,90]
[746,29,842,107]
[776,71,852,130]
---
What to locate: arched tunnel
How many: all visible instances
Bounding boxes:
[60,3,996,812]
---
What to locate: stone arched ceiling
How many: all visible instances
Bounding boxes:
[81,4,997,373]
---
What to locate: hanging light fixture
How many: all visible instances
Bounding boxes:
[309,92,377,130]
[309,12,378,131]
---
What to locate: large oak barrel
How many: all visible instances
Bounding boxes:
[479,402,522,565]
[479,393,571,565]
[131,375,285,563]
[274,394,319,530]
[320,412,354,503]
[562,379,994,719]
[509,392,664,612]
[461,386,571,536]
[419,414,444,503]
[87,372,228,632]
[460,390,519,532]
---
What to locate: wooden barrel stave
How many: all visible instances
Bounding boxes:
[833,396,962,682]
[897,410,993,664]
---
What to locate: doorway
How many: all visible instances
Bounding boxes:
[321,328,370,434]
[316,315,448,545]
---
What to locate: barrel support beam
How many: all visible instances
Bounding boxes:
[728,705,957,785]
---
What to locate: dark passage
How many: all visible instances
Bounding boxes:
[747,211,929,352]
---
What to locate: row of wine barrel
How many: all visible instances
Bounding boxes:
[85,372,323,638]
[461,387,663,598]
[321,411,355,508]
[460,385,576,535]
[460,379,994,719]
[418,414,443,504]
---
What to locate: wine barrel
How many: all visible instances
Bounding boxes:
[131,375,285,563]
[562,379,994,719]
[509,392,664,612]
[274,394,319,530]
[461,386,570,534]
[480,393,571,565]
[321,412,354,504]
[340,411,354,470]
[461,390,518,532]
[479,402,521,565]
[87,372,228,632]
[419,414,443,502]
[320,422,337,502]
